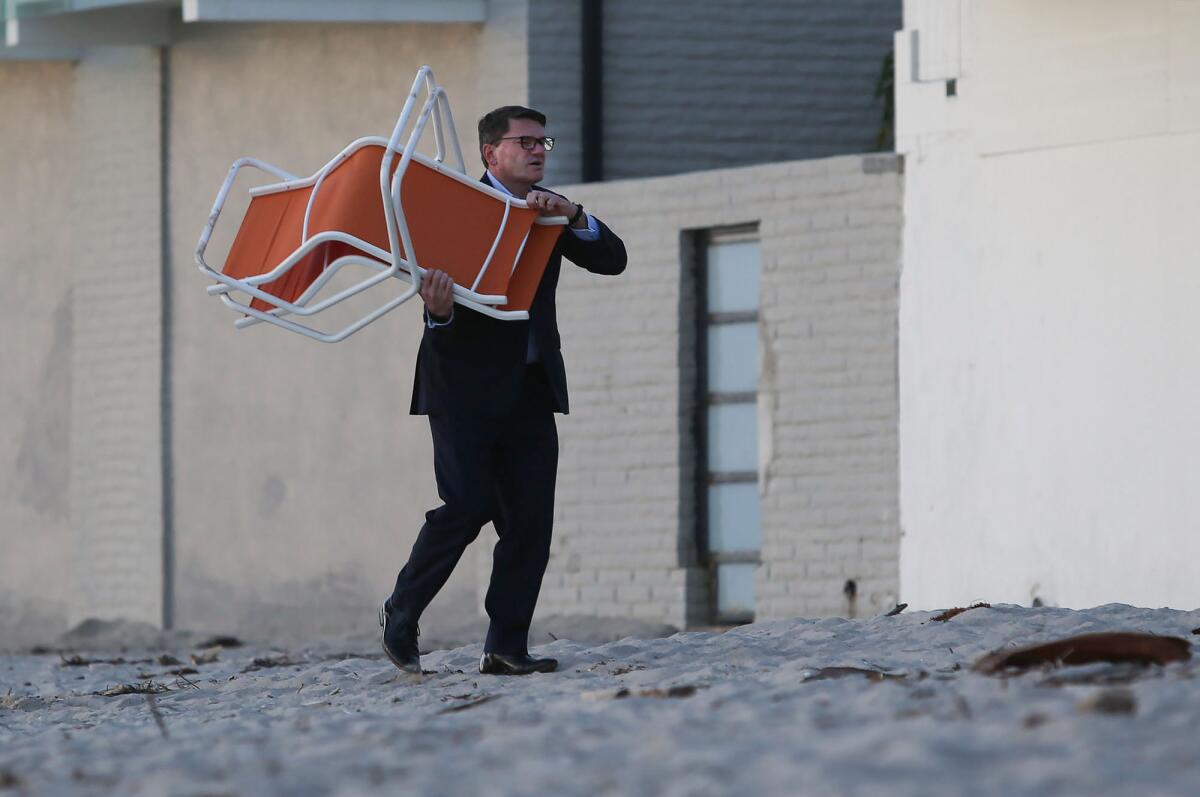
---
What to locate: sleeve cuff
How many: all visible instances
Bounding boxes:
[426,307,454,328]
[569,213,601,241]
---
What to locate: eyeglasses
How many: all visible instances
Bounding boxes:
[494,135,555,151]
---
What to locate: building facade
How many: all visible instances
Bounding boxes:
[0,0,902,647]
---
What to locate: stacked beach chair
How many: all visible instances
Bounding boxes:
[195,66,566,343]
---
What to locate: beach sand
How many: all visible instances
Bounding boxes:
[2,603,1198,796]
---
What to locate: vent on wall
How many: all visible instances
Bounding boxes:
[907,0,962,84]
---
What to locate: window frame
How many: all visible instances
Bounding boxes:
[693,224,761,626]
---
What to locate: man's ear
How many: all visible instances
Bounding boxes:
[482,144,496,168]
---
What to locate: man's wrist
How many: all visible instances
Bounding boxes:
[426,306,453,327]
[568,203,585,227]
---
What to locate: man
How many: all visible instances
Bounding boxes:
[380,106,627,676]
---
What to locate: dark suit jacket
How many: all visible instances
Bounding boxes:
[410,184,627,418]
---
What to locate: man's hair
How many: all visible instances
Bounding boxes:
[477,105,547,167]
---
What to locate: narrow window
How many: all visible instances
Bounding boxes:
[697,227,760,624]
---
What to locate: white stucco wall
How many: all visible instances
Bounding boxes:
[0,17,527,648]
[0,60,76,649]
[169,23,482,639]
[896,0,1200,610]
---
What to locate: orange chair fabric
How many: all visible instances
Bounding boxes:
[498,223,563,314]
[222,145,548,313]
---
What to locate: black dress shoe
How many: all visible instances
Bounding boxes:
[379,601,421,676]
[478,652,558,675]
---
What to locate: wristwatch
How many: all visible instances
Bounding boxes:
[568,203,585,225]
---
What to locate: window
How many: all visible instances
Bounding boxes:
[696,227,760,624]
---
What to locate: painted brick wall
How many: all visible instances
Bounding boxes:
[755,154,903,620]
[68,47,165,628]
[525,0,900,183]
[536,154,903,627]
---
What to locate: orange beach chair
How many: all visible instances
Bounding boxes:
[195,66,566,343]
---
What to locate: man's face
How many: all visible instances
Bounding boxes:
[484,117,548,187]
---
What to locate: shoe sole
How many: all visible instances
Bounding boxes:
[382,640,423,681]
[479,663,558,676]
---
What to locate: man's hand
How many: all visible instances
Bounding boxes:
[525,190,583,227]
[420,268,454,321]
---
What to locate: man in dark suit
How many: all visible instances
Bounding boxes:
[381,106,627,676]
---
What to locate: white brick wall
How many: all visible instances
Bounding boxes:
[758,156,903,619]
[68,47,165,628]
[538,154,903,626]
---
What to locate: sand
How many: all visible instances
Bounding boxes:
[2,603,1198,796]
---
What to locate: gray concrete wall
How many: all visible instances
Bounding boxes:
[168,23,483,640]
[0,60,77,650]
[535,154,903,626]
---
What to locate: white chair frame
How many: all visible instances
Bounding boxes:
[194,65,564,343]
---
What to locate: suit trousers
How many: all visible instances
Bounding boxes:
[389,364,558,655]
